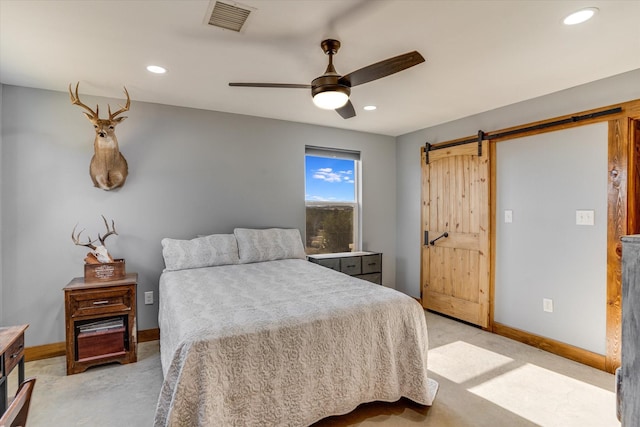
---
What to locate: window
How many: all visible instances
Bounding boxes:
[304,146,360,254]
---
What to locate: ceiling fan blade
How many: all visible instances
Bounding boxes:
[229,83,311,89]
[339,51,425,87]
[336,100,356,119]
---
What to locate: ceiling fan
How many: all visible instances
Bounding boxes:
[229,39,425,119]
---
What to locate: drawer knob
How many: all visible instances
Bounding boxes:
[347,264,356,268]
[92,300,110,305]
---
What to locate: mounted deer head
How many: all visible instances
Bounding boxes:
[72,215,118,263]
[69,82,130,191]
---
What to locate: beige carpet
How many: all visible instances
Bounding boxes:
[8,311,619,426]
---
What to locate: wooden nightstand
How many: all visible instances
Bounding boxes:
[308,252,382,284]
[64,273,137,375]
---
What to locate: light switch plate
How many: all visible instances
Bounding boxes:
[504,210,513,223]
[576,210,595,226]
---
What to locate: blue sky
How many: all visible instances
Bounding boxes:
[305,156,355,202]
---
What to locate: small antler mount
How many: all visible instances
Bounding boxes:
[71,216,119,264]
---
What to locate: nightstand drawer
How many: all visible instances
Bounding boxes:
[362,254,382,274]
[4,334,24,375]
[68,287,133,318]
[340,257,362,275]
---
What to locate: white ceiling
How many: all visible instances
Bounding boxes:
[1,0,639,137]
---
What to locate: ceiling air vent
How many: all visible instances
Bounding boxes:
[206,1,252,32]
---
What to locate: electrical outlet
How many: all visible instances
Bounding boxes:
[144,291,154,305]
[543,298,553,313]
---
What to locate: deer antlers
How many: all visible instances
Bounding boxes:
[108,86,130,120]
[71,215,118,249]
[69,82,99,120]
[68,82,130,121]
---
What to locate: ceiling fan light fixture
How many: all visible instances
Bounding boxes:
[313,90,349,110]
[229,39,425,119]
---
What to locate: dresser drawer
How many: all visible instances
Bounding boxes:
[362,254,382,274]
[314,258,340,272]
[340,256,362,275]
[4,333,24,375]
[68,286,133,318]
[357,273,382,285]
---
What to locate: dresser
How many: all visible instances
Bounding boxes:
[64,273,137,375]
[308,251,382,285]
[620,235,640,425]
[0,324,28,414]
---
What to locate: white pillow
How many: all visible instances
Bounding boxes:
[234,228,306,264]
[161,234,239,271]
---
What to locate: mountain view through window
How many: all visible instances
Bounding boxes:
[305,154,358,254]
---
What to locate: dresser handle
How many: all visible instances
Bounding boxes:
[92,300,110,305]
[346,264,356,268]
[10,352,19,359]
[367,262,377,266]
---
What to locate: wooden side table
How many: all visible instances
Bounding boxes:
[0,324,28,414]
[64,273,137,375]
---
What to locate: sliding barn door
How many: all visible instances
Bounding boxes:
[421,141,490,327]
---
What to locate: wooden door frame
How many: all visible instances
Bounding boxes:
[423,99,640,373]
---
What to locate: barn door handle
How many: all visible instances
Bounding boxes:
[430,232,449,246]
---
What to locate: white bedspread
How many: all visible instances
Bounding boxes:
[155,259,437,426]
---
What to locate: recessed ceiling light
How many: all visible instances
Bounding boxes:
[563,7,598,25]
[363,105,377,111]
[146,65,167,74]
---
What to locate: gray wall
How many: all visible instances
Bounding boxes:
[396,68,640,352]
[495,124,607,354]
[0,85,396,347]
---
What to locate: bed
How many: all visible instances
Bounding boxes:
[154,228,438,426]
